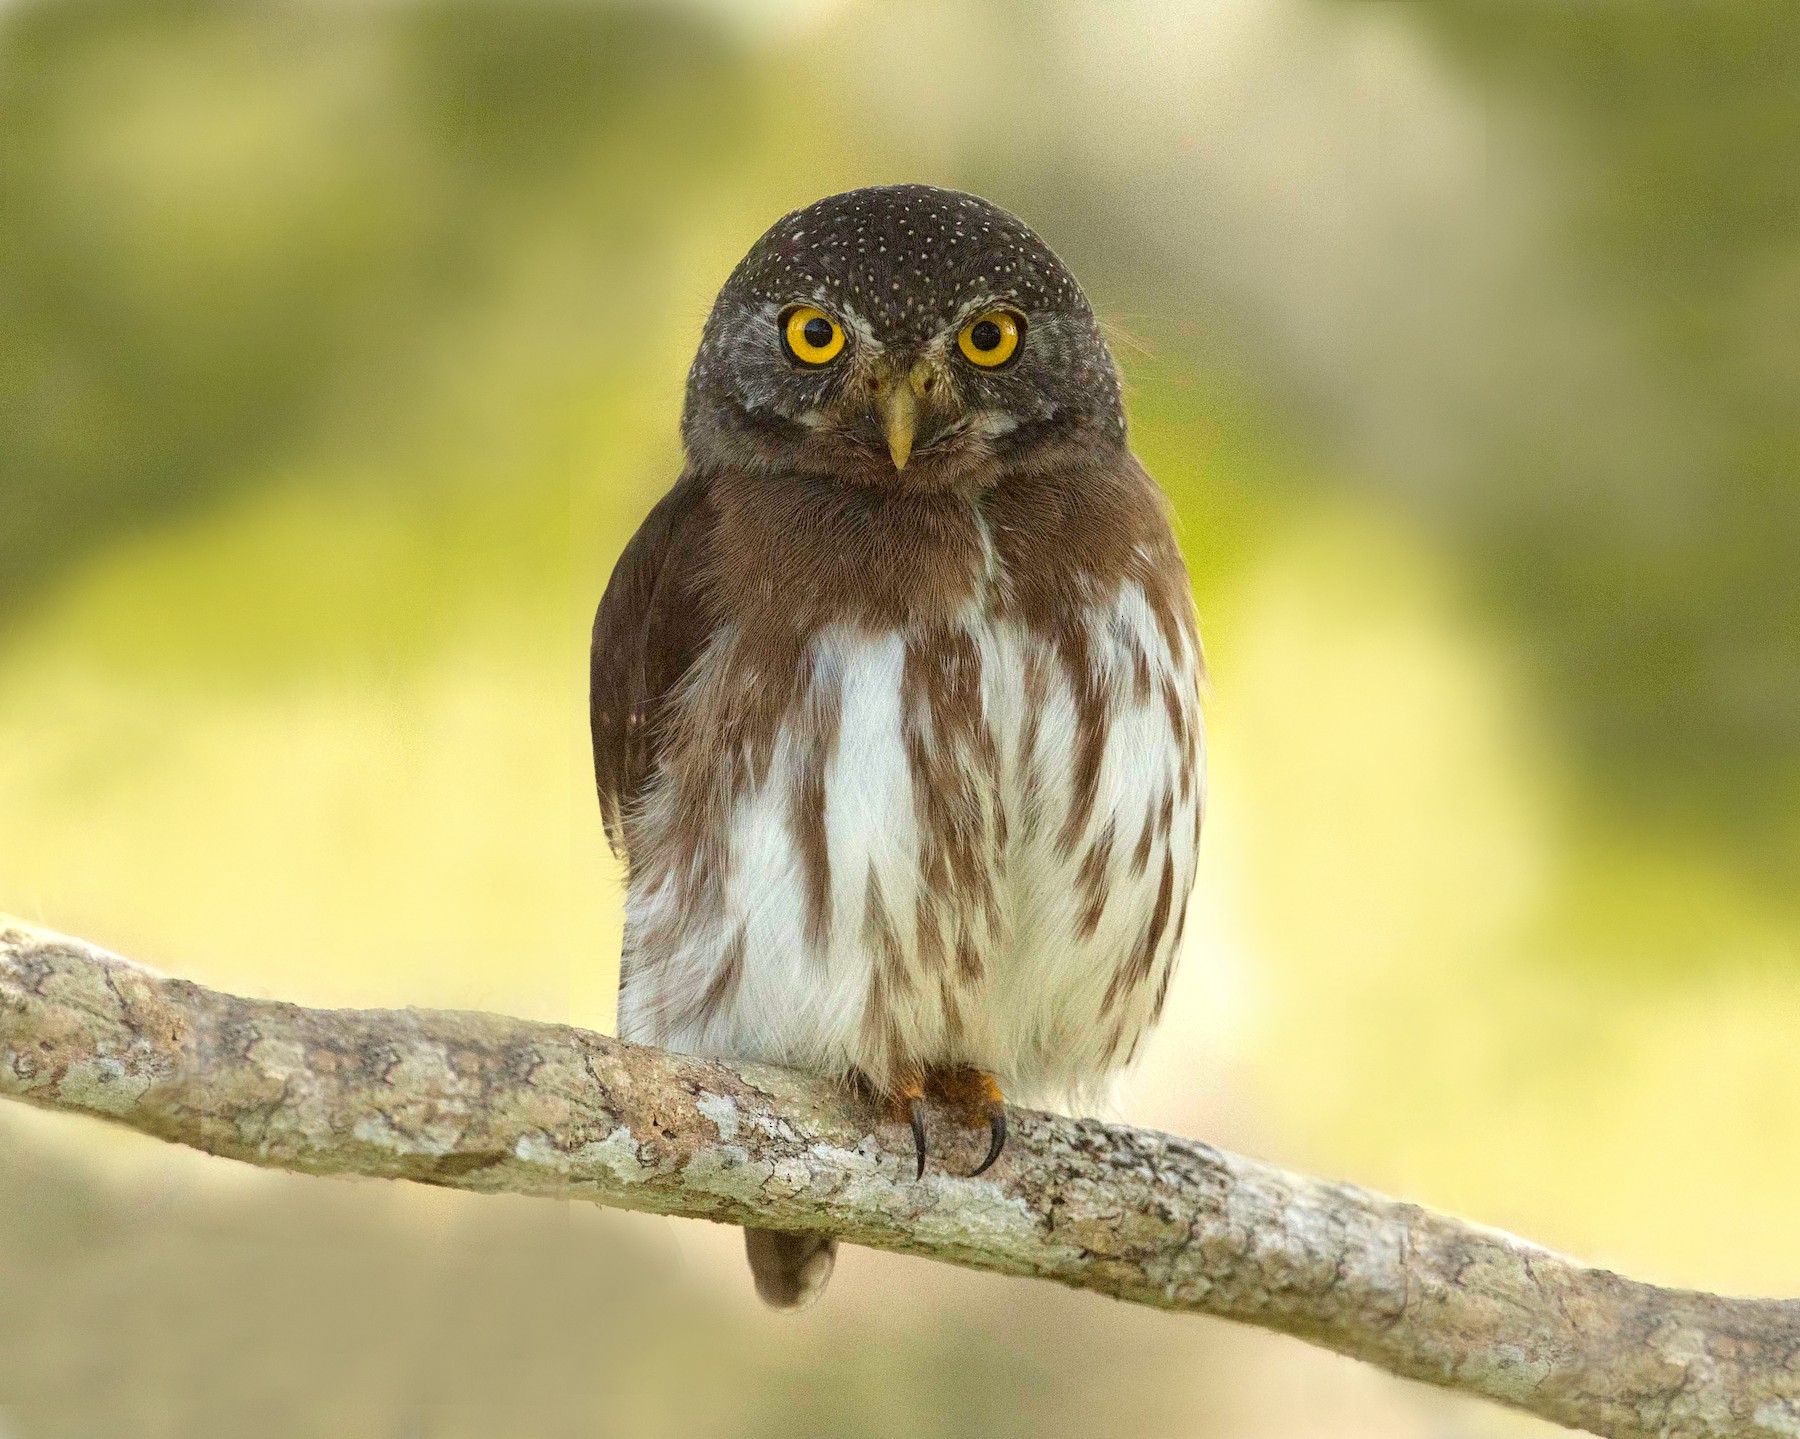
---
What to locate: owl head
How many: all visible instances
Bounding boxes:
[682,185,1125,492]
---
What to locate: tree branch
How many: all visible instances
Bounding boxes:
[2,914,1795,1436]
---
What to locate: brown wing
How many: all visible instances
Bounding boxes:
[590,467,717,859]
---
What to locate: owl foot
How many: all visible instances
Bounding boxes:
[927,1066,1008,1177]
[877,1069,1006,1180]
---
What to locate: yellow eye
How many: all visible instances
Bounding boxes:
[783,306,845,365]
[957,309,1022,367]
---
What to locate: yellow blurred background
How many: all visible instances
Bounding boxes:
[2,1,1797,1434]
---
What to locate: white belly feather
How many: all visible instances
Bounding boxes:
[618,579,1203,1104]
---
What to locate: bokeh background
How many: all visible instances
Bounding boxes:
[2,0,1797,1434]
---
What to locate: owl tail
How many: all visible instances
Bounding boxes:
[743,1227,837,1310]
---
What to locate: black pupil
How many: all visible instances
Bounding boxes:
[970,319,1003,352]
[801,316,834,351]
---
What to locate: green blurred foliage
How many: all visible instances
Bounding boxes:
[0,0,746,611]
[1414,0,1800,856]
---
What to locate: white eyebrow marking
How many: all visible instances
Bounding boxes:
[836,306,882,349]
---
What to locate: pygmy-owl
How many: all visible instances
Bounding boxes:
[591,185,1203,1308]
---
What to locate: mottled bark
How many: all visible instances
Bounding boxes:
[2,915,1795,1437]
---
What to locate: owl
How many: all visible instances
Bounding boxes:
[591,185,1203,1309]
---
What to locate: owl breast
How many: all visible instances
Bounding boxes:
[617,576,1203,1104]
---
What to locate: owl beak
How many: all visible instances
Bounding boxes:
[874,359,937,471]
[879,381,918,470]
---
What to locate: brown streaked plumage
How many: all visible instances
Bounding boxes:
[591,185,1203,1310]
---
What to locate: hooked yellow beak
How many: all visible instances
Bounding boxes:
[875,360,936,470]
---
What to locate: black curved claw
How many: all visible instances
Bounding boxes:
[909,1099,928,1180]
[970,1107,1006,1178]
